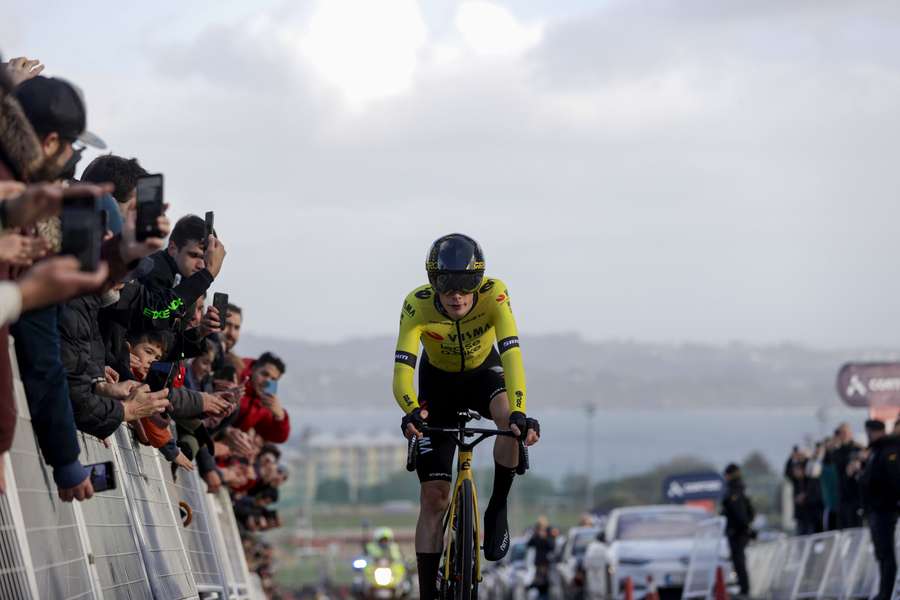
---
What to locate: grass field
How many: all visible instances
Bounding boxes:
[272,498,587,589]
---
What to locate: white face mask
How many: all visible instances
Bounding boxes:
[100,289,121,307]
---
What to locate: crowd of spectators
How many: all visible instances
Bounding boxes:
[0,55,291,595]
[784,419,900,600]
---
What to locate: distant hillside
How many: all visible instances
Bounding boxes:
[236,333,896,411]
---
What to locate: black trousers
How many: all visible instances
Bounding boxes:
[869,511,898,600]
[728,534,750,594]
[839,502,863,529]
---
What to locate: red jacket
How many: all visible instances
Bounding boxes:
[236,380,290,443]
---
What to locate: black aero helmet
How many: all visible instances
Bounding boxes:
[426,233,485,293]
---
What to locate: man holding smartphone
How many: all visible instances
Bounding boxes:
[234,352,289,443]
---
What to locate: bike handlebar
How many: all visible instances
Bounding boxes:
[405,426,529,475]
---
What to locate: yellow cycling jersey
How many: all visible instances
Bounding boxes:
[392,277,527,415]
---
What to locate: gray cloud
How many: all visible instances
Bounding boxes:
[8,1,900,347]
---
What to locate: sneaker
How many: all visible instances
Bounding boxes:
[483,502,510,561]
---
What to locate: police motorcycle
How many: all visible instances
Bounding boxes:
[351,528,412,599]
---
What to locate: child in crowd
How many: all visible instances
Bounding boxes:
[127,331,193,472]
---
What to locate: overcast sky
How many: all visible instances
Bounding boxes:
[4,1,900,347]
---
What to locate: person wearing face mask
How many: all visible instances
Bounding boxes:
[393,233,541,600]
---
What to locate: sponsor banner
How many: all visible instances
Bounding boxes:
[663,472,725,504]
[836,362,900,408]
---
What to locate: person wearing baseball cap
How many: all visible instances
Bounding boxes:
[14,75,105,181]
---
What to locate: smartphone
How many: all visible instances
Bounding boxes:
[145,361,175,393]
[205,211,215,239]
[60,193,101,271]
[135,174,164,241]
[212,292,229,321]
[86,461,116,492]
[264,379,278,396]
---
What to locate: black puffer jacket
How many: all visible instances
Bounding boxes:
[59,294,124,439]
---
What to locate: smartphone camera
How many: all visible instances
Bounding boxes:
[61,194,102,271]
[136,174,164,241]
[86,461,116,492]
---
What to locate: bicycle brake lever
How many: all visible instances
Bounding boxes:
[406,436,418,472]
[516,439,529,475]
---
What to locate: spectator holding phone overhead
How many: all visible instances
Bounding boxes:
[235,352,289,443]
[136,214,225,332]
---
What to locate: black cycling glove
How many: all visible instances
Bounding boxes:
[401,407,427,436]
[509,411,540,439]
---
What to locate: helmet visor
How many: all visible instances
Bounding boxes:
[433,272,482,294]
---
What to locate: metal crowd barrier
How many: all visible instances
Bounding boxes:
[683,517,727,600]
[744,525,898,600]
[0,337,261,599]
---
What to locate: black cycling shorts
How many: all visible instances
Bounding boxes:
[415,349,506,483]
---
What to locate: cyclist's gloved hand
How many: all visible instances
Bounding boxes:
[401,407,428,439]
[509,411,541,446]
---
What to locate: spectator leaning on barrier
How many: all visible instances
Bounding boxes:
[136,214,224,334]
[235,352,290,443]
[10,74,111,502]
[218,302,243,370]
[721,463,755,598]
[859,419,900,600]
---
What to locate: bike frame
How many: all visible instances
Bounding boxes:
[417,421,524,587]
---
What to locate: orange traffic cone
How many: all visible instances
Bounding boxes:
[645,575,660,600]
[714,566,730,600]
[623,576,634,600]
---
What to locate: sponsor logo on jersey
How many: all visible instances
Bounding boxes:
[395,351,417,368]
[403,302,416,318]
[425,331,444,341]
[415,289,432,300]
[447,324,492,343]
[498,336,520,353]
[479,280,494,294]
[495,293,507,303]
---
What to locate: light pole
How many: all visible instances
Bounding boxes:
[585,402,596,512]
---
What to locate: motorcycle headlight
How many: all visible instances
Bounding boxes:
[374,567,394,586]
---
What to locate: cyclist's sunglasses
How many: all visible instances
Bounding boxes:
[433,272,482,294]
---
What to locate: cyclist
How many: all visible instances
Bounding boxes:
[393,233,540,599]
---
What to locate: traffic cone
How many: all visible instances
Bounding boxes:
[645,575,660,600]
[714,566,730,600]
[623,576,634,600]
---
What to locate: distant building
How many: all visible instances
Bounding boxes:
[296,430,408,503]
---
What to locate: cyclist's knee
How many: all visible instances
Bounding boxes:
[490,393,511,428]
[420,482,451,514]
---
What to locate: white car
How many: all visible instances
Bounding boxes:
[583,505,720,599]
[549,526,600,600]
[485,536,536,600]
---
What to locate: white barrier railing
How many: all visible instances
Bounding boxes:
[682,517,726,600]
[0,336,262,600]
[745,526,898,600]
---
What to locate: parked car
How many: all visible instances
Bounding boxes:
[549,526,600,600]
[485,536,536,600]
[583,505,724,599]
